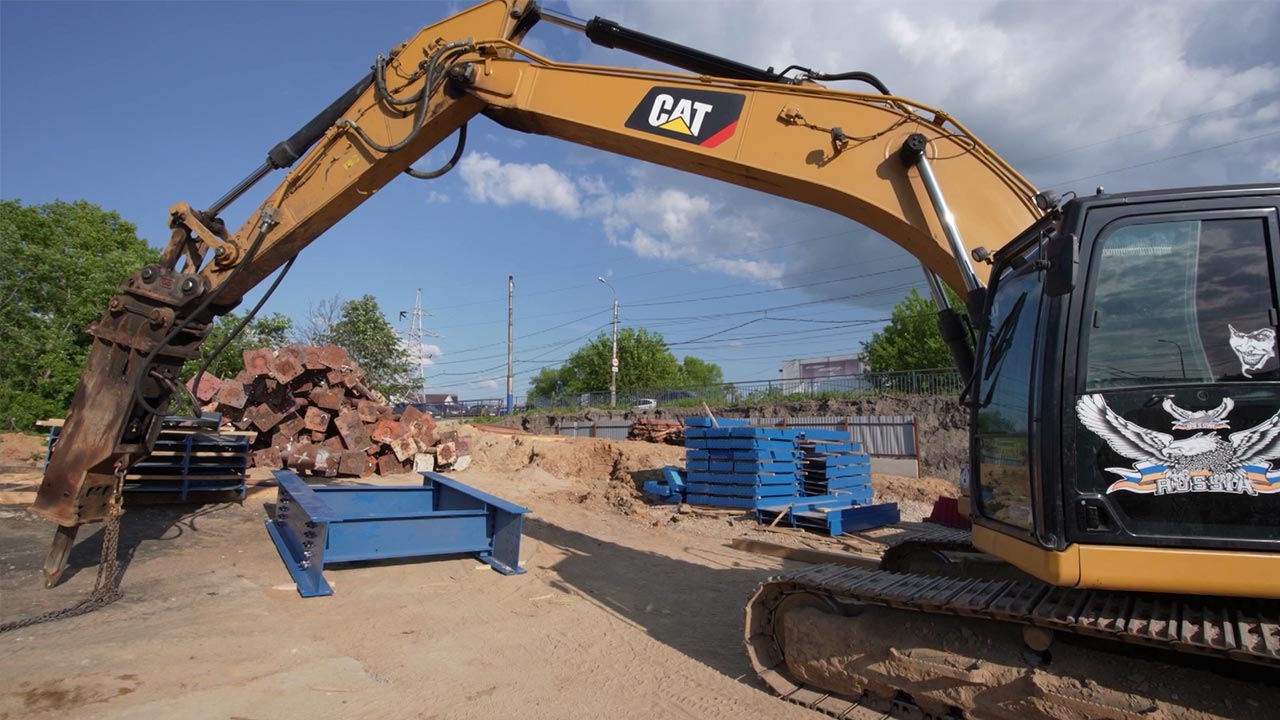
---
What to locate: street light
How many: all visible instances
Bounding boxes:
[597,276,618,406]
[1156,339,1187,380]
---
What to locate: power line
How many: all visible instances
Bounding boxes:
[1047,130,1280,190]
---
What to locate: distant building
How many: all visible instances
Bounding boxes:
[779,354,867,394]
[780,354,865,381]
[403,391,456,404]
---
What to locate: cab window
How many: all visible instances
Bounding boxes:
[1085,218,1276,389]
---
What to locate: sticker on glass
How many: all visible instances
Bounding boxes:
[1077,393,1280,496]
[1228,324,1276,378]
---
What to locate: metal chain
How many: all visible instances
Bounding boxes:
[0,465,128,633]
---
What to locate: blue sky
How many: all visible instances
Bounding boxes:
[3,0,1277,400]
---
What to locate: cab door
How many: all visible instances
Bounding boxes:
[1068,200,1280,550]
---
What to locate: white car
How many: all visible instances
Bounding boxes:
[633,398,657,411]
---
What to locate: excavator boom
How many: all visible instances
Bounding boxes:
[32,0,1041,558]
[29,3,1280,718]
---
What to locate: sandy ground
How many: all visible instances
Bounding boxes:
[8,428,1260,720]
[0,428,939,720]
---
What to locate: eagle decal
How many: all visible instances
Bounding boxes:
[1077,394,1280,496]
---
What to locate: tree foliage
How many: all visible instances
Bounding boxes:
[0,200,159,431]
[316,295,415,400]
[183,311,293,380]
[860,288,962,373]
[528,328,722,401]
[679,355,723,386]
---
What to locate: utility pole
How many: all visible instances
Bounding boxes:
[506,275,514,415]
[597,277,618,406]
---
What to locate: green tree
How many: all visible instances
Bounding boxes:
[0,200,159,431]
[860,288,961,372]
[528,328,721,402]
[679,356,723,386]
[319,295,415,400]
[183,311,293,380]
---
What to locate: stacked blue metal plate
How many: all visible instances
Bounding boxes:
[797,428,872,501]
[683,426,802,509]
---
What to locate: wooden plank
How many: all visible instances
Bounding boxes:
[729,537,880,569]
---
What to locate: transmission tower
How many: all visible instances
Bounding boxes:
[401,289,439,399]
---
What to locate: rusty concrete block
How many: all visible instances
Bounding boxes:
[277,414,305,440]
[187,374,223,403]
[405,420,436,449]
[435,441,457,466]
[270,350,305,384]
[338,451,367,476]
[216,380,248,410]
[400,404,426,425]
[250,403,288,432]
[356,399,383,423]
[413,453,436,473]
[309,386,345,411]
[369,419,403,445]
[316,344,351,370]
[303,405,332,433]
[302,345,326,370]
[243,348,274,377]
[389,435,418,462]
[376,453,405,476]
[334,409,372,452]
[253,447,283,470]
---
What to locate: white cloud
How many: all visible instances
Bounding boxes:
[400,341,442,367]
[456,1,1279,306]
[458,152,582,217]
[567,0,1279,190]
[479,379,499,390]
[424,190,449,204]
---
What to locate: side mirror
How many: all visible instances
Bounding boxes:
[1045,232,1078,297]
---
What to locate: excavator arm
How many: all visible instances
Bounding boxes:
[31,0,1041,584]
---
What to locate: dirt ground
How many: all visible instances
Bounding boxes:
[1,428,1266,720]
[0,428,932,720]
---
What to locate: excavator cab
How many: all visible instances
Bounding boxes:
[969,185,1280,597]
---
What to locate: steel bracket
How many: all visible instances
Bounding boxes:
[265,470,528,597]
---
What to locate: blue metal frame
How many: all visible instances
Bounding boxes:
[265,470,529,598]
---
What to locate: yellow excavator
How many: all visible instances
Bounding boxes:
[29,1,1280,717]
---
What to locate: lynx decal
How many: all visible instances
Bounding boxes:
[625,87,745,148]
[1077,393,1280,496]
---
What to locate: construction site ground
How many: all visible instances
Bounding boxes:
[1,427,1272,719]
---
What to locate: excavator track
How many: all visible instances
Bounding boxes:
[746,562,1280,720]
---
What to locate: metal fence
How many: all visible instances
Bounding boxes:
[552,414,919,471]
[526,368,962,410]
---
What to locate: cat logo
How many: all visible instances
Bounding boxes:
[625,87,745,148]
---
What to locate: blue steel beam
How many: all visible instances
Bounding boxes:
[265,470,529,597]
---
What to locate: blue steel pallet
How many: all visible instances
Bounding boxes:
[685,483,797,498]
[47,423,249,500]
[266,470,529,598]
[683,417,749,428]
[686,439,797,451]
[686,471,800,485]
[685,493,788,509]
[685,427,800,440]
[804,465,871,479]
[794,428,855,442]
[798,441,862,454]
[731,449,802,460]
[803,455,871,469]
[642,466,687,504]
[757,500,900,536]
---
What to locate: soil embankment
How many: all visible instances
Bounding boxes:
[501,395,970,482]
